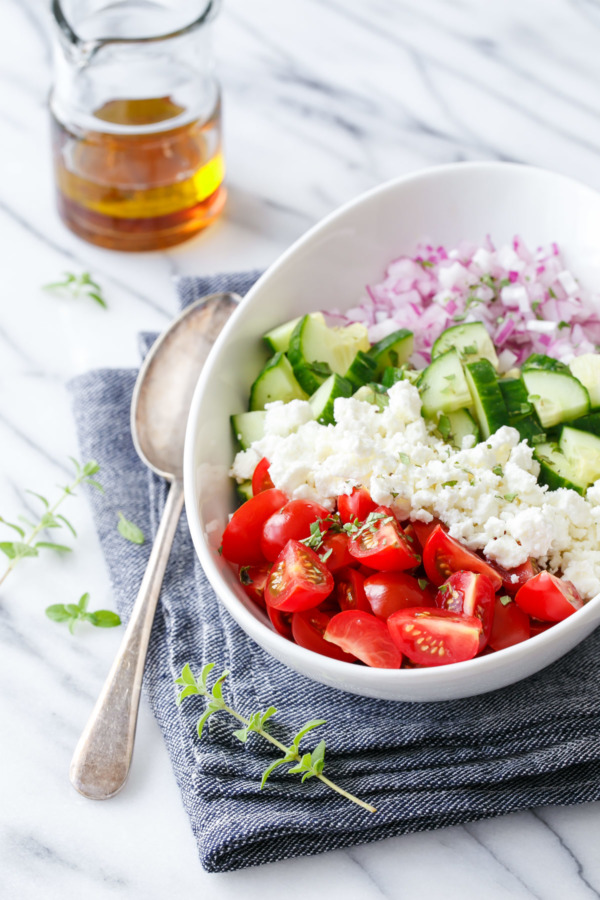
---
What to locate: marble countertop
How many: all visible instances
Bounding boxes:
[3,0,600,896]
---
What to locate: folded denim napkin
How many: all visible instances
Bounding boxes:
[69,270,600,873]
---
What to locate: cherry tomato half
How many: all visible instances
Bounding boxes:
[261,499,331,562]
[267,603,293,640]
[336,567,370,612]
[292,608,357,662]
[488,595,530,651]
[318,532,353,573]
[422,525,503,591]
[490,557,540,596]
[514,571,583,622]
[238,563,270,609]
[251,457,275,494]
[411,518,445,550]
[324,610,402,668]
[337,486,378,525]
[348,506,420,571]
[436,571,496,651]
[221,489,287,564]
[265,539,334,612]
[387,607,482,666]
[364,572,434,620]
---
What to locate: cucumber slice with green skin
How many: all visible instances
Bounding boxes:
[249,352,308,411]
[464,359,509,439]
[417,349,472,418]
[569,353,600,407]
[534,442,587,494]
[345,350,378,389]
[368,329,414,377]
[521,369,590,428]
[231,410,267,449]
[498,377,546,444]
[288,315,370,394]
[382,366,405,388]
[309,374,353,425]
[522,353,571,374]
[437,409,480,448]
[571,412,600,436]
[559,426,600,486]
[236,480,254,503]
[353,383,390,411]
[263,312,325,354]
[432,322,499,368]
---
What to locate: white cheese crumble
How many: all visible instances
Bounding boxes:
[231,382,600,600]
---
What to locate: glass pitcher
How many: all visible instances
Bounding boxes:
[49,0,225,251]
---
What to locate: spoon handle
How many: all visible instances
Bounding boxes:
[69,479,185,800]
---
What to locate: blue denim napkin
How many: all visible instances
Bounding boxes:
[69,271,600,873]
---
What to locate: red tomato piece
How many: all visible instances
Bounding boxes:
[261,499,331,562]
[336,567,370,612]
[411,518,445,550]
[265,539,334,612]
[387,607,482,666]
[490,558,540,596]
[422,525,503,591]
[348,506,420,571]
[530,620,555,637]
[337,486,378,525]
[267,603,293,640]
[251,457,275,494]
[488,595,531,651]
[292,608,357,663]
[364,572,435,620]
[318,532,353,573]
[238,563,270,609]
[324,610,402,668]
[436,571,496,651]
[514,571,583,622]
[221,489,287,564]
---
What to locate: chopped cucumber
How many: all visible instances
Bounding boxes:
[464,359,508,439]
[417,349,472,418]
[534,442,587,494]
[571,412,600,436]
[437,409,480,449]
[522,353,571,373]
[288,315,370,394]
[249,352,308,411]
[498,377,546,445]
[263,312,325,354]
[309,374,353,425]
[368,329,414,377]
[432,322,499,368]
[236,480,253,503]
[569,353,600,407]
[231,410,267,449]
[353,383,390,411]
[521,368,590,428]
[382,366,405,388]
[345,350,378,389]
[559,426,600,486]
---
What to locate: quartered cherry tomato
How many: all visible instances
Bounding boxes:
[422,525,503,590]
[261,499,331,562]
[292,608,357,662]
[530,620,555,637]
[251,457,275,494]
[267,603,293,640]
[337,486,378,525]
[348,506,420,571]
[318,532,353,573]
[490,557,540,595]
[411,518,444,550]
[238,563,270,609]
[335,567,370,612]
[265,539,333,612]
[324,610,402,668]
[488,595,530,651]
[364,572,434,620]
[387,607,483,666]
[514,571,583,622]
[435,571,496,651]
[221,488,287,564]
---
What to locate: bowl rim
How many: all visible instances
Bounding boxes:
[184,160,600,688]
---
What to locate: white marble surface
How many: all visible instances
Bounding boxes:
[2,0,600,896]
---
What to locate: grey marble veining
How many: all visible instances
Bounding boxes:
[2,0,600,896]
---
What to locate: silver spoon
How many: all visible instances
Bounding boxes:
[70,291,239,800]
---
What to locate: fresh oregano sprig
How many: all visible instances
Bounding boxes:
[46,592,121,634]
[43,272,108,309]
[0,458,103,587]
[175,663,376,813]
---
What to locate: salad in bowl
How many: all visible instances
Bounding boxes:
[184,162,600,701]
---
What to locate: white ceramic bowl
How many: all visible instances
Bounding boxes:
[184,161,600,701]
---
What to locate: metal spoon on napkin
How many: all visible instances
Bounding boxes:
[70,291,239,800]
